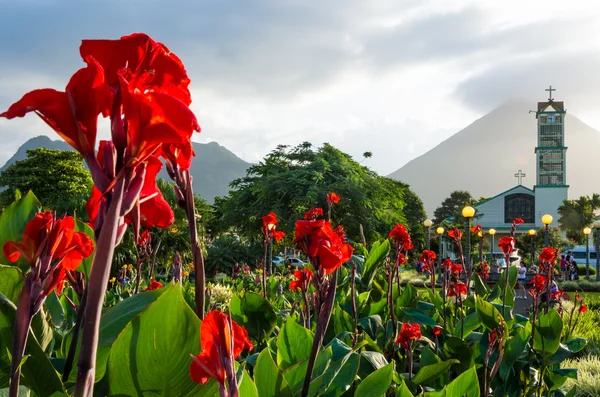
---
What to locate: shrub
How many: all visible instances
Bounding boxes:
[563,356,600,396]
[577,265,597,276]
[558,280,600,292]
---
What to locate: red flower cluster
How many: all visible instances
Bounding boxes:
[419,250,436,272]
[389,224,414,250]
[513,218,524,225]
[262,212,285,242]
[447,229,462,243]
[294,220,353,274]
[290,268,313,291]
[304,208,324,220]
[441,258,453,270]
[471,225,482,235]
[432,326,442,337]
[190,310,253,386]
[498,236,515,255]
[448,282,467,297]
[530,275,547,295]
[145,279,163,291]
[451,263,463,274]
[539,247,558,264]
[396,322,422,350]
[579,305,588,313]
[3,211,94,296]
[477,262,490,280]
[326,192,340,204]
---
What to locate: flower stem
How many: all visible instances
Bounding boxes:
[8,277,34,397]
[501,252,510,319]
[351,261,358,345]
[301,269,338,397]
[74,176,127,397]
[62,288,87,382]
[183,171,205,320]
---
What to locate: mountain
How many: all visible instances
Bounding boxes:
[0,136,250,203]
[389,102,600,215]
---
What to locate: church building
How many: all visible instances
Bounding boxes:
[472,87,568,235]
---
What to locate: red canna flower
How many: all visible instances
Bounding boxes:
[512,218,524,225]
[447,229,462,243]
[441,258,453,270]
[432,326,442,337]
[530,275,547,295]
[326,192,340,204]
[420,250,437,262]
[389,224,413,250]
[333,225,346,239]
[498,236,515,256]
[451,263,463,274]
[262,212,278,229]
[477,262,490,280]
[489,329,498,347]
[397,253,407,265]
[396,322,422,350]
[145,279,163,291]
[470,225,482,235]
[294,220,353,274]
[448,282,467,297]
[272,230,286,243]
[290,268,313,291]
[304,208,324,220]
[539,247,558,264]
[579,305,588,313]
[138,229,151,246]
[190,310,253,386]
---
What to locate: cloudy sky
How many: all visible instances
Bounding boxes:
[1,0,599,175]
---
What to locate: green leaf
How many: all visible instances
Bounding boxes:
[453,312,481,338]
[442,337,472,374]
[333,305,355,337]
[564,338,586,353]
[499,325,530,381]
[0,266,24,305]
[475,296,504,332]
[0,191,41,271]
[74,219,95,279]
[397,283,418,309]
[472,273,490,296]
[238,369,258,397]
[321,352,360,397]
[401,309,438,327]
[0,293,66,396]
[411,359,459,386]
[106,284,216,396]
[254,349,293,397]
[230,292,277,344]
[282,347,332,394]
[277,317,314,371]
[44,292,64,329]
[355,362,393,397]
[395,379,415,397]
[445,366,479,397]
[533,309,563,358]
[309,350,358,397]
[361,240,390,290]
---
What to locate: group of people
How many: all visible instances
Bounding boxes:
[559,251,580,281]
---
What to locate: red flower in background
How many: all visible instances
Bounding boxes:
[304,208,324,220]
[471,225,482,235]
[420,250,437,262]
[272,230,286,242]
[447,229,462,242]
[290,268,313,291]
[389,224,413,250]
[448,282,467,297]
[441,258,453,270]
[432,326,442,337]
[579,305,588,313]
[326,192,340,204]
[530,275,547,295]
[190,310,253,386]
[396,322,422,350]
[451,263,463,274]
[498,237,515,255]
[262,212,278,229]
[294,220,353,274]
[513,218,524,225]
[145,279,163,291]
[477,262,490,280]
[539,247,558,263]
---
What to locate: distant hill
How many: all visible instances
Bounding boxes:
[389,102,600,215]
[0,136,250,203]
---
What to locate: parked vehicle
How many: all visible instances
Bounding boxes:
[285,256,306,267]
[272,256,285,266]
[570,245,598,265]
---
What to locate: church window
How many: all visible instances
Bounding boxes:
[504,193,535,223]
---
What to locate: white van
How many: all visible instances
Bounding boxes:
[569,246,597,265]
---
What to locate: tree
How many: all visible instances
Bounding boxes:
[213,142,425,246]
[0,148,92,216]
[432,190,475,225]
[558,194,600,244]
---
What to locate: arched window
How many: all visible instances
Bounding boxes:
[504,193,535,223]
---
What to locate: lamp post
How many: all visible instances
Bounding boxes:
[594,221,600,282]
[436,226,444,281]
[528,229,536,267]
[542,214,553,247]
[489,228,496,264]
[424,219,433,250]
[462,206,476,274]
[584,227,592,280]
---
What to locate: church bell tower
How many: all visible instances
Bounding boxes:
[534,86,569,227]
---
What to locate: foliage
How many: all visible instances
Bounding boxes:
[213,142,426,247]
[562,356,600,396]
[558,194,600,244]
[517,226,571,260]
[0,148,92,217]
[432,190,474,225]
[205,235,263,275]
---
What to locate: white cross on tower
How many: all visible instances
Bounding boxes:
[514,170,526,185]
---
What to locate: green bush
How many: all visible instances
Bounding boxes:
[563,356,600,396]
[558,280,600,292]
[577,265,597,276]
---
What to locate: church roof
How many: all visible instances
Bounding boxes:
[537,101,565,113]
[474,184,534,208]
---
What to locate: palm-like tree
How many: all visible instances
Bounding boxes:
[558,194,600,243]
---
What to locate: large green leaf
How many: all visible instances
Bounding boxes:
[475,296,504,332]
[0,293,66,396]
[230,292,277,344]
[254,349,292,397]
[282,347,332,395]
[499,325,530,381]
[397,283,417,309]
[445,366,479,397]
[533,309,563,359]
[0,191,41,271]
[66,284,168,383]
[74,220,95,279]
[354,362,393,397]
[106,284,217,396]
[321,353,360,397]
[453,312,481,338]
[401,308,437,327]
[333,305,355,337]
[361,240,390,290]
[442,337,472,374]
[395,380,415,397]
[0,266,24,305]
[308,351,358,397]
[410,359,459,386]
[277,317,314,371]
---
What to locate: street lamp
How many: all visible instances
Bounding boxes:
[436,226,444,281]
[424,219,433,250]
[594,221,600,281]
[528,229,536,267]
[489,228,496,264]
[584,227,592,280]
[462,206,476,274]
[542,214,553,247]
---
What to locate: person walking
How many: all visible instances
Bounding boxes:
[560,255,568,281]
[517,260,527,299]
